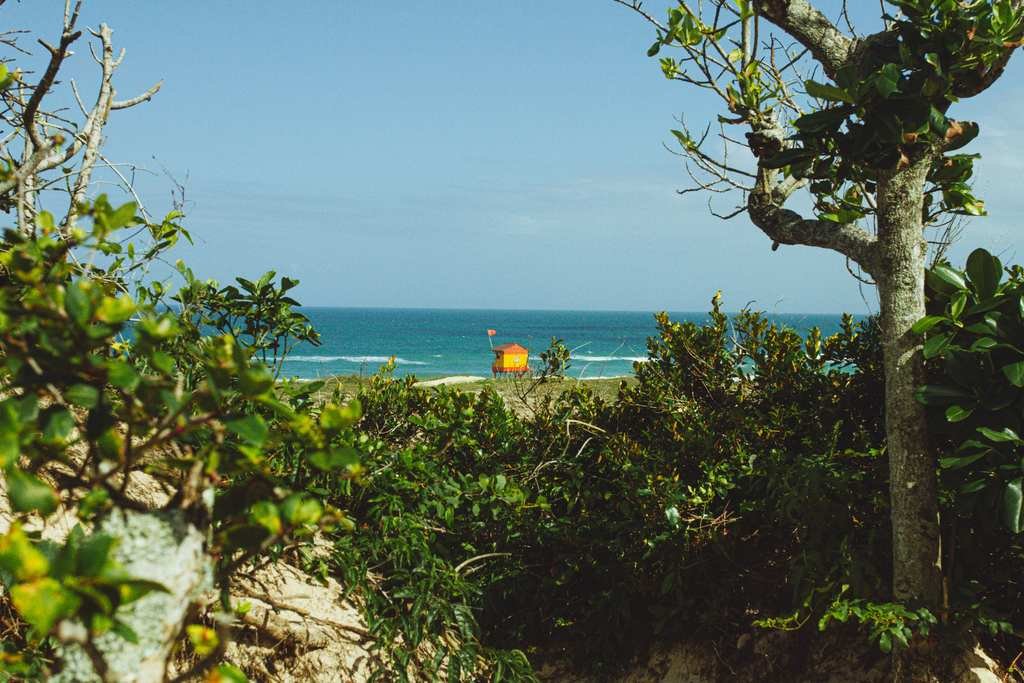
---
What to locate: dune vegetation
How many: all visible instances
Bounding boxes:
[0,1,1022,682]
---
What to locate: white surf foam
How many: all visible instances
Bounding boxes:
[285,355,428,366]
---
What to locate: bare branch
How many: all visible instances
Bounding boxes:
[111,80,162,110]
[23,2,83,150]
[611,0,667,32]
[67,24,116,226]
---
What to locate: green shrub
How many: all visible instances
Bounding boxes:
[331,296,893,675]
[0,203,360,680]
[915,247,1024,643]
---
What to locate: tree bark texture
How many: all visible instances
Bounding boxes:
[875,156,943,610]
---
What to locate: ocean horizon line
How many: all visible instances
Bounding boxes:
[294,304,863,317]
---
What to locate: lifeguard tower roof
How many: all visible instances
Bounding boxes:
[493,343,528,353]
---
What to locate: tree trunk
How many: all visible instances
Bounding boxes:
[876,156,943,609]
[876,158,944,680]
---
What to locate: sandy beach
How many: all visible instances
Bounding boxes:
[414,375,488,387]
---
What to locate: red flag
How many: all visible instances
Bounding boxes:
[487,329,497,336]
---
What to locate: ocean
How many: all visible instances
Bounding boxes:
[279,308,849,380]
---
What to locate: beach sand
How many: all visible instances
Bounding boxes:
[415,375,488,387]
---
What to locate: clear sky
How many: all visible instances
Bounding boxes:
[10,1,1024,313]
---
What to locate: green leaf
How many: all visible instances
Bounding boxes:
[65,384,99,409]
[646,40,661,57]
[114,578,168,604]
[320,399,362,431]
[929,106,949,136]
[42,409,75,443]
[670,129,693,150]
[6,469,58,515]
[966,248,1002,299]
[0,432,16,468]
[239,367,273,397]
[226,415,268,446]
[804,80,853,103]
[929,264,967,292]
[1003,478,1023,533]
[106,361,140,391]
[95,295,136,324]
[77,533,116,577]
[911,315,946,335]
[978,426,1021,443]
[760,147,813,169]
[111,619,139,644]
[280,494,322,526]
[78,488,110,520]
[793,107,848,134]
[939,452,985,469]
[105,202,138,230]
[65,283,91,327]
[945,404,974,423]
[874,63,901,97]
[970,337,998,352]
[878,630,893,653]
[923,332,952,359]
[211,664,249,683]
[961,479,988,494]
[248,501,281,536]
[10,577,80,635]
[915,385,970,406]
[950,291,967,320]
[150,351,175,375]
[0,525,50,580]
[308,447,359,472]
[1002,361,1024,387]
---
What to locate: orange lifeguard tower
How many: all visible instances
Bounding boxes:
[492,343,530,377]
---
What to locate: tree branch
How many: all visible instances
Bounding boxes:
[740,114,879,272]
[748,164,879,275]
[67,24,115,226]
[22,1,83,150]
[952,42,1022,97]
[754,0,854,78]
[111,80,162,109]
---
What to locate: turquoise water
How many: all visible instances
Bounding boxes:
[278,308,848,380]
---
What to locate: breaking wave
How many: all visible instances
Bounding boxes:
[285,355,428,366]
[573,355,649,363]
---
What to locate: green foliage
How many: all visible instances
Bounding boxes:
[0,523,164,640]
[915,248,1024,525]
[644,1,1021,227]
[537,337,570,379]
[6,193,1020,678]
[167,262,319,380]
[819,586,937,654]
[914,248,1024,640]
[0,198,358,678]
[777,0,1020,221]
[331,293,893,674]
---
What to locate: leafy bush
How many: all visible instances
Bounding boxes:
[0,202,361,680]
[915,247,1024,643]
[328,295,894,675]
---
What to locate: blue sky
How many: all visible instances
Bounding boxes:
[12,1,1024,313]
